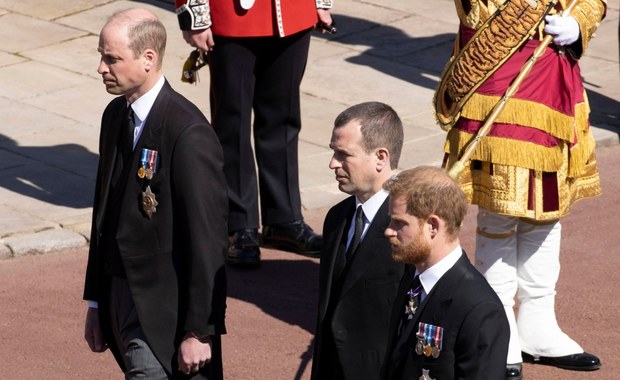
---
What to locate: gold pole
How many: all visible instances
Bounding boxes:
[446,0,579,179]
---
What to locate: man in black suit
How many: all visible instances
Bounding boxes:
[311,102,406,380]
[83,9,227,379]
[382,166,509,380]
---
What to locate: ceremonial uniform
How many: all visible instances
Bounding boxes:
[175,0,332,247]
[436,0,606,370]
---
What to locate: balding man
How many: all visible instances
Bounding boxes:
[84,9,228,379]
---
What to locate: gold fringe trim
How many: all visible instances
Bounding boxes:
[460,93,578,141]
[445,129,564,172]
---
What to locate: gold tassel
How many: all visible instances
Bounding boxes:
[181,49,208,84]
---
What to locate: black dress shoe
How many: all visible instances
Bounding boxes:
[522,352,601,371]
[261,220,322,258]
[506,363,522,380]
[227,229,261,266]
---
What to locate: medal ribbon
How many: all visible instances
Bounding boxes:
[141,149,158,172]
[425,324,434,347]
[433,325,443,351]
[416,322,426,339]
[147,150,157,173]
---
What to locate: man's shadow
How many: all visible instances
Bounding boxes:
[0,134,98,208]
[315,14,455,90]
[227,258,319,379]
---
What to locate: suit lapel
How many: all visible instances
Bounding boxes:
[318,198,354,322]
[96,97,126,231]
[338,199,390,298]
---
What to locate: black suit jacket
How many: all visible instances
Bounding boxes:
[383,252,509,380]
[311,196,405,380]
[84,80,228,379]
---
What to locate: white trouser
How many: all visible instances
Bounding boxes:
[475,208,582,364]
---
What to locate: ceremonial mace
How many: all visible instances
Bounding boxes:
[446,0,579,179]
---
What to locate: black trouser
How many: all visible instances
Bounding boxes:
[209,29,311,232]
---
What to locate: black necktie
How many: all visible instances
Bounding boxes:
[122,105,135,160]
[346,205,365,259]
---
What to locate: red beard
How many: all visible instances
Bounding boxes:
[390,233,431,265]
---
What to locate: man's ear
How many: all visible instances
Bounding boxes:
[427,215,440,238]
[143,49,157,71]
[375,148,390,171]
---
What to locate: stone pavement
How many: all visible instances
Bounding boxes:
[0,0,618,258]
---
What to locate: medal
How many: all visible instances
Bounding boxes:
[415,339,424,355]
[419,369,434,380]
[139,148,158,180]
[142,185,158,218]
[405,285,422,319]
[424,343,432,357]
[431,325,443,359]
[415,323,427,356]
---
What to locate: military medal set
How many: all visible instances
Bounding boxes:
[415,322,443,359]
[139,148,159,218]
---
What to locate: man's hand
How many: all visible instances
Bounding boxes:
[84,307,107,352]
[544,15,580,46]
[177,333,212,375]
[182,28,215,52]
[316,9,334,34]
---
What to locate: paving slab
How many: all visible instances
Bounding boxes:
[0,0,115,21]
[0,61,93,100]
[3,228,86,257]
[0,13,87,53]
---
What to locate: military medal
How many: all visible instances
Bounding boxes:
[142,185,158,218]
[415,338,425,355]
[138,148,158,180]
[405,285,422,319]
[415,323,426,355]
[431,325,444,358]
[419,369,434,380]
[424,343,433,357]
[416,323,443,358]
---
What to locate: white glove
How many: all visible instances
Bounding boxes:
[544,15,580,46]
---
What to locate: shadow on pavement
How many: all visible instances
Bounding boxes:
[585,87,620,135]
[227,258,319,333]
[227,257,319,379]
[316,14,455,90]
[0,134,97,208]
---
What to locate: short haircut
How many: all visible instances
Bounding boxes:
[334,101,404,169]
[383,166,468,240]
[109,9,167,67]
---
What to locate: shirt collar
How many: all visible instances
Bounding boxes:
[416,245,462,299]
[128,76,165,124]
[355,189,388,224]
